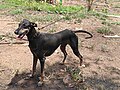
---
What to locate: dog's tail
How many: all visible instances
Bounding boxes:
[74,30,93,39]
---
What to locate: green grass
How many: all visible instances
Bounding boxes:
[91,11,108,21]
[4,0,84,15]
[67,66,83,82]
[3,0,119,25]
[9,9,23,15]
[25,1,84,14]
[102,21,120,26]
[0,0,87,23]
[0,0,87,22]
[14,14,62,22]
[89,10,120,28]
[97,26,112,35]
[111,22,120,25]
[0,4,10,10]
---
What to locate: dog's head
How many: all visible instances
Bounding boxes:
[14,19,37,39]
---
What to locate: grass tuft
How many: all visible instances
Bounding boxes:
[97,26,113,35]
[9,9,23,15]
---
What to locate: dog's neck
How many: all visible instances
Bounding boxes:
[27,27,38,41]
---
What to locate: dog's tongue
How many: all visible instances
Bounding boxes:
[17,34,25,39]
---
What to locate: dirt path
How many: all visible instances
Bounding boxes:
[0,14,120,90]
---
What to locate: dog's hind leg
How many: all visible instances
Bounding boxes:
[60,44,67,64]
[70,37,83,66]
[72,48,83,66]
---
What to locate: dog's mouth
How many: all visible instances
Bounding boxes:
[17,30,28,39]
[18,33,26,39]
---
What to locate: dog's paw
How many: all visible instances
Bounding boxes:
[24,74,34,80]
[37,81,44,87]
[59,62,64,65]
[81,64,85,68]
[79,64,86,68]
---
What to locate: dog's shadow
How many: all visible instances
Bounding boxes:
[7,62,69,90]
[7,72,40,89]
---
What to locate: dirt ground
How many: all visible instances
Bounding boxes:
[0,1,120,90]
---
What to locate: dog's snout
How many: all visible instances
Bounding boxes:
[14,30,19,35]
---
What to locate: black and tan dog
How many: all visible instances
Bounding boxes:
[14,19,93,86]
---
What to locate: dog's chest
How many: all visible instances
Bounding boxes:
[28,38,60,57]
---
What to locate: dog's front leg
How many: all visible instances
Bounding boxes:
[38,57,45,86]
[24,54,38,80]
[31,54,38,77]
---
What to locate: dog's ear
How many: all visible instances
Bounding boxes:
[31,22,37,27]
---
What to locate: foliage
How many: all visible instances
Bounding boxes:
[111,22,120,25]
[67,66,83,82]
[0,35,4,40]
[4,0,84,14]
[0,0,86,22]
[9,9,23,15]
[0,4,10,10]
[97,26,112,35]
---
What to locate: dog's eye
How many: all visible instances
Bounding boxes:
[23,24,25,26]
